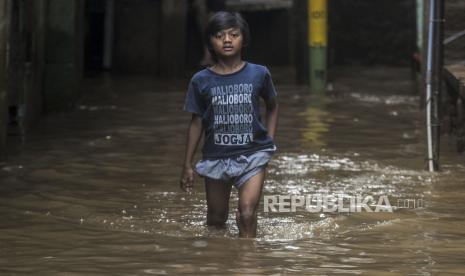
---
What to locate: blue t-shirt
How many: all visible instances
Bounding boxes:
[183,61,277,159]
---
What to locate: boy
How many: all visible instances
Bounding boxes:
[180,12,278,238]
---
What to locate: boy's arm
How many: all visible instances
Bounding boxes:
[264,96,278,139]
[180,114,203,192]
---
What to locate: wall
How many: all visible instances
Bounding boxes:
[113,0,162,75]
[0,0,83,159]
[242,9,291,66]
[43,0,83,111]
[444,0,465,65]
[329,0,416,66]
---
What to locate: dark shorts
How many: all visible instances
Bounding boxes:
[195,146,276,189]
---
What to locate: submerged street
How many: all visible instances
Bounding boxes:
[1,66,465,275]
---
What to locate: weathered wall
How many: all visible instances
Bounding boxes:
[0,0,83,158]
[444,0,465,65]
[0,0,47,158]
[113,0,162,75]
[159,0,187,77]
[242,9,291,66]
[112,0,290,75]
[329,0,416,66]
[43,0,83,111]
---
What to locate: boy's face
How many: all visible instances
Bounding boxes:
[210,27,243,59]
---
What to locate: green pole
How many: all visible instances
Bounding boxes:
[416,0,424,52]
[308,0,327,94]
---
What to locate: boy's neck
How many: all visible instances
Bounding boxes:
[211,58,245,75]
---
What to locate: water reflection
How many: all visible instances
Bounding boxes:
[299,96,332,148]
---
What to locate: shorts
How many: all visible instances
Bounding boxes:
[195,146,276,189]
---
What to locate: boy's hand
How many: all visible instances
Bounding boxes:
[180,165,195,193]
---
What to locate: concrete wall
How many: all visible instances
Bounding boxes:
[4,0,45,134]
[0,0,83,159]
[23,0,47,131]
[113,0,162,75]
[43,0,83,111]
[329,0,416,66]
[112,0,188,77]
[159,0,187,78]
[444,0,465,65]
[242,9,291,66]
[112,0,291,76]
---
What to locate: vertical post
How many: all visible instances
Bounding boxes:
[425,0,444,172]
[23,0,47,131]
[416,0,424,53]
[103,0,114,70]
[432,0,444,170]
[425,0,435,172]
[0,0,10,160]
[308,0,327,94]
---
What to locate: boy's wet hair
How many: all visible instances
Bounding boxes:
[204,11,250,62]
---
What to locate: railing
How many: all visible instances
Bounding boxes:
[444,29,465,45]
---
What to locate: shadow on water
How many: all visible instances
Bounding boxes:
[1,67,465,274]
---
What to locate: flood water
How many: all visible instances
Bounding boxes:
[1,66,465,275]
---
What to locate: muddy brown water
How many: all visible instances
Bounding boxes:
[1,66,464,275]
